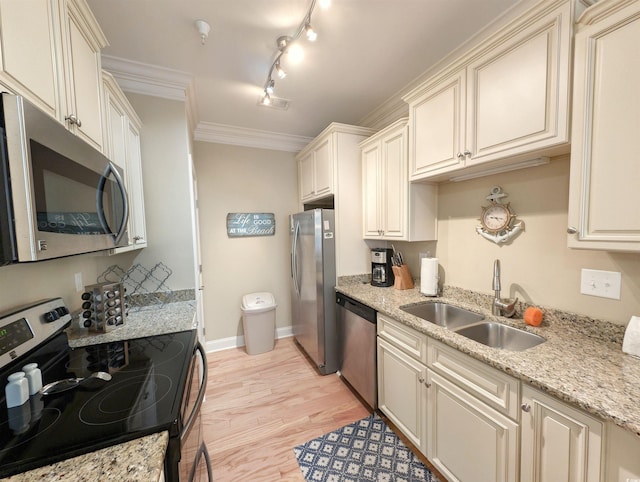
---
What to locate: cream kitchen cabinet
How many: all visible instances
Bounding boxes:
[567,0,640,251]
[103,72,147,252]
[0,0,60,119]
[403,0,589,182]
[426,339,519,482]
[361,118,437,241]
[377,314,429,454]
[520,384,602,482]
[0,0,107,152]
[297,124,375,204]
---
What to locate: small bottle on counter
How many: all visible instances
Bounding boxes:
[5,372,29,408]
[22,363,43,395]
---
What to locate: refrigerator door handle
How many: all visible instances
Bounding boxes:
[292,221,301,297]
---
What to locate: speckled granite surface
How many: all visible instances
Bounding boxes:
[5,432,168,481]
[67,300,197,347]
[336,277,640,438]
[7,302,197,480]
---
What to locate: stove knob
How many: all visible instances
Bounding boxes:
[56,306,69,316]
[44,310,60,322]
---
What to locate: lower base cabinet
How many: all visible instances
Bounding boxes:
[377,313,640,482]
[520,385,602,482]
[377,337,428,453]
[426,370,518,482]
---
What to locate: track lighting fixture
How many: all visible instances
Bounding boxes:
[259,0,327,107]
[194,19,211,45]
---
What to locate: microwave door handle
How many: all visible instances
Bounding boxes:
[96,162,129,244]
[181,342,207,440]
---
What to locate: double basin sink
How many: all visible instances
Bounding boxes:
[400,302,545,351]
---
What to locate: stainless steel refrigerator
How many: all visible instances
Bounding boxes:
[290,209,338,375]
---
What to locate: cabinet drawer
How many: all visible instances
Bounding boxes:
[377,314,428,364]
[428,339,519,419]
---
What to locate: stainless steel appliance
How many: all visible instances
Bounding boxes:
[0,298,211,481]
[336,293,377,408]
[371,248,394,287]
[0,93,129,264]
[290,209,338,375]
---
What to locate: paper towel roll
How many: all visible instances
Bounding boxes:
[622,316,640,358]
[421,257,439,296]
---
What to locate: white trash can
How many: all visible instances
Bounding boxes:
[241,292,277,355]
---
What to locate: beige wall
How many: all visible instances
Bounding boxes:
[193,142,299,341]
[394,156,640,325]
[127,94,196,291]
[0,250,138,313]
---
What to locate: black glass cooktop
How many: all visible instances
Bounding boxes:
[0,329,196,478]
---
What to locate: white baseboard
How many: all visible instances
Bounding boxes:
[205,326,294,353]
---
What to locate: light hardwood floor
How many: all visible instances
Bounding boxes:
[202,336,445,482]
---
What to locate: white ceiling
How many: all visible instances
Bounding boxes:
[86,0,524,141]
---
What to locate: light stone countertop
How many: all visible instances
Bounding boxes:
[336,279,640,438]
[7,302,197,481]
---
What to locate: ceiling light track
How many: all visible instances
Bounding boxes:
[259,0,329,106]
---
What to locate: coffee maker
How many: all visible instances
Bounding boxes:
[371,248,394,287]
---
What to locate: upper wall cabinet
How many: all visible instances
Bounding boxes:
[567,0,640,251]
[403,0,592,182]
[361,118,437,241]
[103,72,147,252]
[0,0,107,152]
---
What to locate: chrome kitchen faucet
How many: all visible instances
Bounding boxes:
[492,259,518,317]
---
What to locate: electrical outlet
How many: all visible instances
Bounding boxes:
[580,269,621,300]
[74,272,83,292]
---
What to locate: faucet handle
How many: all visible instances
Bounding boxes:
[503,297,519,318]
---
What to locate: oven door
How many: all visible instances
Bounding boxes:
[1,93,129,261]
[176,342,212,482]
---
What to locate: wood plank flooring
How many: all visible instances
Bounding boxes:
[202,336,445,481]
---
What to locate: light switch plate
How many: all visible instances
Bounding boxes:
[580,269,621,300]
[74,272,83,292]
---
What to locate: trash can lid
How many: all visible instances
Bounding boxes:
[241,292,277,312]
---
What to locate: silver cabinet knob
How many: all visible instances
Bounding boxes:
[567,226,578,234]
[425,381,432,388]
[418,376,425,384]
[521,403,531,413]
[463,150,472,157]
[457,152,464,160]
[64,114,82,127]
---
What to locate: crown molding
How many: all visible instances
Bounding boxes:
[194,122,314,153]
[101,55,193,101]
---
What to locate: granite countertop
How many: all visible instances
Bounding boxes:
[336,278,640,438]
[9,301,197,481]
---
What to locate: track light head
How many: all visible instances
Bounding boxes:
[275,61,287,79]
[265,79,275,95]
[305,23,317,41]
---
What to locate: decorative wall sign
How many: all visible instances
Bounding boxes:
[476,186,524,244]
[226,213,276,237]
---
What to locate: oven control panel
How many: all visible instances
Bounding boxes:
[0,298,71,371]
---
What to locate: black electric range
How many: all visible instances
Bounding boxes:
[0,298,210,480]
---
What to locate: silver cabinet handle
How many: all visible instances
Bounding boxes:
[457,152,464,160]
[64,114,82,127]
[418,376,425,383]
[463,149,472,157]
[425,381,431,388]
[567,226,578,234]
[521,403,531,413]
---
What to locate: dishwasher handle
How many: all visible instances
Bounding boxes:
[336,293,376,324]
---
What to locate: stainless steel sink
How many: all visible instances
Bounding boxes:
[400,302,485,330]
[454,322,545,351]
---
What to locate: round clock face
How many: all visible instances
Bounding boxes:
[481,203,512,232]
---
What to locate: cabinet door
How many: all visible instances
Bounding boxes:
[520,385,602,482]
[377,337,428,454]
[61,0,104,151]
[125,121,147,248]
[313,136,332,198]
[0,0,60,118]
[380,127,407,239]
[409,70,465,180]
[362,141,381,237]
[465,2,570,165]
[427,370,518,482]
[298,152,314,202]
[567,1,640,250]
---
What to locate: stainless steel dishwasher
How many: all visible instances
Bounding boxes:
[336,292,377,409]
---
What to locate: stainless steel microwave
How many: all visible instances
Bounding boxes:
[0,93,128,265]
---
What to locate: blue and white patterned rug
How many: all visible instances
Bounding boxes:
[294,414,439,482]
